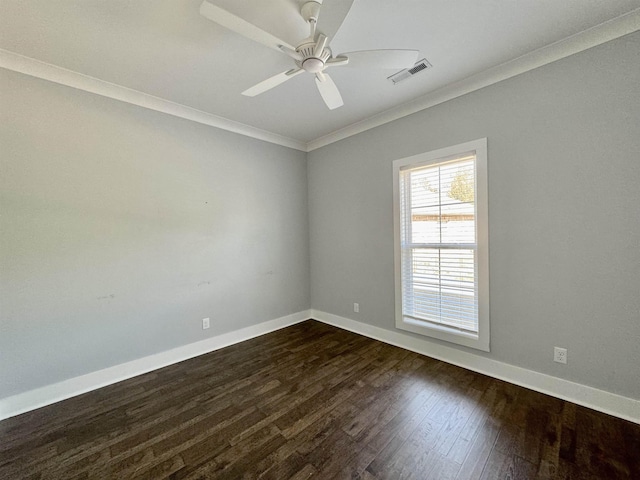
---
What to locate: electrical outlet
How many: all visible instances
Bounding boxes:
[554,347,567,364]
[353,303,359,313]
[202,317,210,330]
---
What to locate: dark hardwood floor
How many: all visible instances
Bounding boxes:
[1,320,638,479]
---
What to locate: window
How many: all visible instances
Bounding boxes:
[393,139,489,351]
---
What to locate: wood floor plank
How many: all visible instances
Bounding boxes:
[455,416,501,479]
[1,320,638,480]
[446,379,498,464]
[479,451,538,480]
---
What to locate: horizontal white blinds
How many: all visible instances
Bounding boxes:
[400,156,478,333]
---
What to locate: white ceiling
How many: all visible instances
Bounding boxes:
[1,1,639,149]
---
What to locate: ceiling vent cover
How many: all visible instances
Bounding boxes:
[388,58,432,85]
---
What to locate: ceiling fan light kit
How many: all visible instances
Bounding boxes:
[199,0,419,110]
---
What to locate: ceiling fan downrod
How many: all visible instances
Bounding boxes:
[297,2,328,73]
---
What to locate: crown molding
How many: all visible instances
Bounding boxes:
[0,48,307,152]
[306,8,640,152]
[1,8,638,154]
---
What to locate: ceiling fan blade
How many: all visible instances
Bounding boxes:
[324,56,349,68]
[279,45,303,62]
[199,1,295,51]
[335,49,419,69]
[315,0,355,40]
[242,68,303,97]
[314,73,343,110]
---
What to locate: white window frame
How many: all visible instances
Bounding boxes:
[392,138,490,351]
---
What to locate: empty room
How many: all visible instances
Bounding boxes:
[1,1,639,479]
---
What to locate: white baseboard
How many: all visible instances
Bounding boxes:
[3,309,638,424]
[0,310,310,421]
[311,310,640,424]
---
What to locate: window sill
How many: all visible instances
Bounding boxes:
[396,315,490,352]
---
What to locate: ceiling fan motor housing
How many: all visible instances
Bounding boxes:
[296,42,331,73]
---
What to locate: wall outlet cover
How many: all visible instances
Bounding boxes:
[554,347,567,364]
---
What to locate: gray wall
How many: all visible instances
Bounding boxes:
[308,32,640,400]
[2,32,639,404]
[0,69,310,397]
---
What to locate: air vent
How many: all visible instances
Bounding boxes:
[388,58,432,85]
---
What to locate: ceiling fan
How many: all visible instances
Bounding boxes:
[200,0,419,110]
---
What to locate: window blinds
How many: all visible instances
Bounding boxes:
[400,155,478,333]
